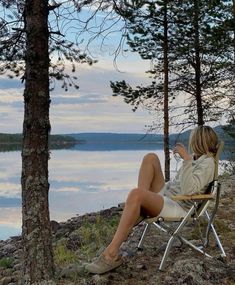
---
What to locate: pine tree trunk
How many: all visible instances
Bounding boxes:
[193,0,204,126]
[233,0,235,66]
[163,0,170,181]
[21,0,54,283]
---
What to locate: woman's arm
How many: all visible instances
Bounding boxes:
[179,157,215,195]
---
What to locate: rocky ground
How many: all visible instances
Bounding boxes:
[0,174,235,285]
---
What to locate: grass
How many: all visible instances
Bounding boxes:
[75,215,119,260]
[0,257,14,268]
[54,214,120,266]
[54,241,78,266]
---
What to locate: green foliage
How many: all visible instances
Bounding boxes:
[54,242,78,266]
[0,133,77,151]
[0,133,22,143]
[112,0,234,128]
[54,215,119,266]
[222,123,235,139]
[75,215,119,260]
[0,133,76,143]
[221,123,235,175]
[0,1,97,90]
[0,257,14,268]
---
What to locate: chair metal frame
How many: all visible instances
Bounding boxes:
[137,142,226,271]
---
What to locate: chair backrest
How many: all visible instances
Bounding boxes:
[213,141,224,181]
[195,141,224,217]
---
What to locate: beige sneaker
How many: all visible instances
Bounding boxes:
[85,254,123,274]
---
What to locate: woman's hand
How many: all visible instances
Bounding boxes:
[173,143,191,161]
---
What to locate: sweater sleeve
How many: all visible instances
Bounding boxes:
[179,157,215,195]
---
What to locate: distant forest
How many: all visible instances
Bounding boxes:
[0,133,77,151]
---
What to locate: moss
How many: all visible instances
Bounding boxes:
[0,257,14,268]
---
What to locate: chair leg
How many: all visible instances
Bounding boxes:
[159,235,176,271]
[205,211,226,257]
[159,206,196,271]
[179,236,212,258]
[138,222,149,249]
[210,224,226,257]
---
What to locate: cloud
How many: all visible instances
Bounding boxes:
[0,207,21,226]
[52,92,108,105]
[0,55,152,133]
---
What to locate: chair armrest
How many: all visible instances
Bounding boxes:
[171,194,214,201]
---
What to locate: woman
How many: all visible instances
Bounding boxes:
[85,125,219,274]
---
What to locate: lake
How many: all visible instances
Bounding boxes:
[0,140,228,240]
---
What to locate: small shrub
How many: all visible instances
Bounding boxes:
[75,215,119,260]
[54,242,78,266]
[54,214,120,264]
[0,257,14,268]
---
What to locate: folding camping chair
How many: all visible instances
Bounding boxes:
[137,141,226,271]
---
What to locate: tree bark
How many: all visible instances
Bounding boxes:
[233,0,235,66]
[21,0,54,283]
[193,0,204,126]
[163,0,170,181]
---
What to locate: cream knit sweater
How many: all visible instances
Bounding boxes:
[163,154,215,210]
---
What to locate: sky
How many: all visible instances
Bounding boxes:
[0,54,154,134]
[0,2,230,135]
[0,4,156,135]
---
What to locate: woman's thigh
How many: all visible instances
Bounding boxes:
[137,189,164,217]
[133,188,187,219]
[138,153,165,193]
[148,153,165,193]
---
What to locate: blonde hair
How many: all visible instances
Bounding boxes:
[189,126,219,157]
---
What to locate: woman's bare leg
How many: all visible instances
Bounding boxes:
[103,188,164,260]
[138,153,165,193]
[102,153,165,261]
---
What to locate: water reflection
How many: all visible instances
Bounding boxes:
[0,148,178,240]
[48,149,158,220]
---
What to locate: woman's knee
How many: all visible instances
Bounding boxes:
[126,187,144,204]
[143,153,160,165]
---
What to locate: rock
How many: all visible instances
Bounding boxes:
[60,263,86,278]
[164,258,228,285]
[2,244,16,255]
[0,277,13,285]
[13,263,21,271]
[136,264,147,270]
[50,220,61,233]
[66,232,81,251]
[91,274,108,285]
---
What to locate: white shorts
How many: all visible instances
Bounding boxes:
[158,189,187,219]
